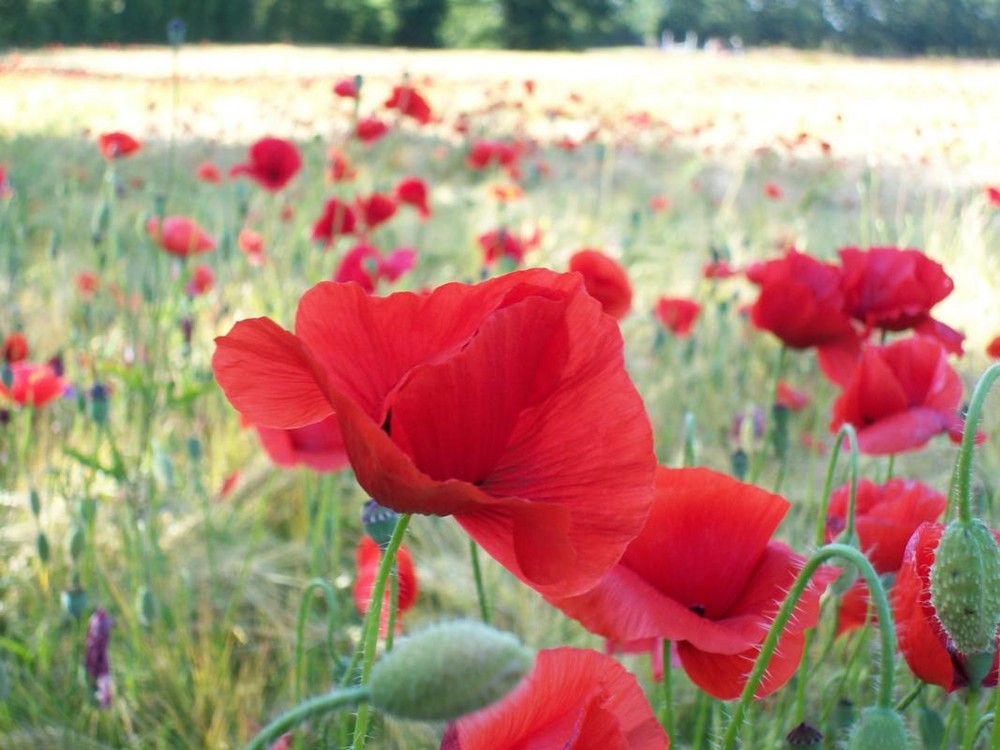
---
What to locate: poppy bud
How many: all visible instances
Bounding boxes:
[36,531,50,563]
[844,707,910,749]
[786,722,822,747]
[68,522,85,562]
[29,488,40,517]
[368,620,534,721]
[166,18,186,48]
[362,499,398,549]
[928,519,1000,655]
[88,383,109,425]
[62,581,87,620]
[1,364,12,391]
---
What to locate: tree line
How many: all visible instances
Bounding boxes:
[3,0,1000,56]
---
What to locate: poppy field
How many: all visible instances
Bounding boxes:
[3,43,1000,749]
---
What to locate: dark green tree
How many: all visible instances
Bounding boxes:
[393,0,449,47]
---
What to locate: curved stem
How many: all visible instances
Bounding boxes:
[893,679,924,712]
[718,543,895,750]
[294,579,339,704]
[469,538,491,624]
[953,364,1000,523]
[813,424,860,548]
[244,686,369,750]
[350,513,411,750]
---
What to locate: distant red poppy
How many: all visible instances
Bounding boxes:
[568,249,633,320]
[834,580,875,637]
[985,186,1000,209]
[356,192,397,232]
[326,148,356,183]
[829,336,963,455]
[76,271,99,299]
[230,137,302,192]
[825,478,947,573]
[355,117,389,144]
[185,263,215,296]
[988,335,1000,359]
[385,85,432,124]
[212,269,656,597]
[763,182,782,200]
[98,131,141,160]
[546,467,833,700]
[748,249,858,350]
[488,183,522,203]
[146,216,216,257]
[0,361,66,407]
[467,140,518,170]
[477,229,525,266]
[649,195,672,212]
[238,228,265,265]
[838,246,962,353]
[0,164,13,198]
[195,161,222,184]
[441,647,669,750]
[353,535,418,636]
[394,176,430,218]
[3,333,28,363]
[256,413,349,472]
[775,381,810,411]
[311,199,357,247]
[892,522,1000,691]
[333,77,359,99]
[654,297,701,338]
[703,259,737,279]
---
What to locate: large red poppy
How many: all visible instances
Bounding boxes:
[747,249,857,350]
[829,336,963,455]
[212,269,655,597]
[98,131,141,160]
[441,647,669,750]
[568,249,633,320]
[892,523,1000,692]
[838,246,963,353]
[546,467,833,700]
[825,478,947,573]
[255,413,348,472]
[385,85,432,124]
[230,137,302,192]
[353,535,418,635]
[0,361,66,407]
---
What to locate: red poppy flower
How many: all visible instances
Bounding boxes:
[986,186,1000,209]
[748,250,858,350]
[212,269,656,597]
[381,247,416,282]
[394,176,431,218]
[256,413,349,472]
[185,263,215,296]
[3,333,28,363]
[654,298,700,338]
[230,137,302,192]
[333,77,359,99]
[76,271,99,299]
[467,140,518,170]
[327,148,356,183]
[829,336,963,455]
[98,131,141,160]
[988,335,1000,359]
[763,182,782,200]
[546,467,833,700]
[195,161,222,184]
[356,192,397,232]
[385,85,432,124]
[0,164,11,198]
[311,199,357,247]
[568,249,633,320]
[702,259,737,279]
[0,361,66,407]
[775,381,810,411]
[892,523,1000,691]
[334,242,408,294]
[649,195,672,212]
[145,216,216,257]
[834,580,875,637]
[441,647,669,750]
[238,228,265,265]
[355,116,389,144]
[838,246,963,353]
[353,535,418,635]
[825,478,947,573]
[477,229,525,266]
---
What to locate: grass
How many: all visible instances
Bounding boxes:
[1,43,999,748]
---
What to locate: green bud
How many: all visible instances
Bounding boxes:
[362,500,399,549]
[68,523,85,562]
[368,620,534,722]
[36,532,50,563]
[61,584,87,620]
[929,519,1000,655]
[845,707,910,750]
[29,488,41,517]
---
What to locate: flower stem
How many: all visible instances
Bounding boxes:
[991,681,1000,749]
[294,579,339,704]
[657,639,674,737]
[718,543,895,750]
[350,513,411,750]
[244,685,369,750]
[953,363,1000,523]
[813,424,859,548]
[469,538,491,624]
[962,688,982,750]
[893,679,924,712]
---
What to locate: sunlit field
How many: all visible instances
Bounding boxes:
[2,44,1000,749]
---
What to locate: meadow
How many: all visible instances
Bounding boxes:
[1,43,1000,749]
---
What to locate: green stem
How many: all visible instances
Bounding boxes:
[813,424,860,548]
[962,689,982,750]
[682,412,696,468]
[718,543,895,750]
[244,686,369,750]
[385,566,399,651]
[748,345,787,485]
[294,579,339,704]
[893,679,924,712]
[953,364,1000,523]
[469,538,491,624]
[692,691,711,749]
[991,680,1000,749]
[657,639,674,737]
[792,628,812,724]
[350,513,411,750]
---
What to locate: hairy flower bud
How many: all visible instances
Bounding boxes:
[845,708,910,749]
[368,620,534,721]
